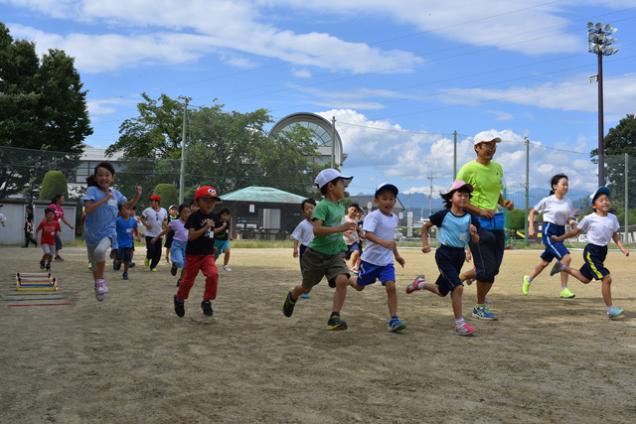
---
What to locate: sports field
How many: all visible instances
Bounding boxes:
[1,246,635,423]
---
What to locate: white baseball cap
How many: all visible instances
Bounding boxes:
[375,183,399,197]
[314,168,353,189]
[473,130,502,146]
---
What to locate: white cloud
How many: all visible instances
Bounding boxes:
[291,69,312,79]
[86,97,134,116]
[440,73,636,115]
[488,110,513,121]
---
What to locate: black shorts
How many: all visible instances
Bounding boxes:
[165,230,174,248]
[579,244,609,281]
[435,245,465,296]
[469,228,505,284]
[116,247,133,263]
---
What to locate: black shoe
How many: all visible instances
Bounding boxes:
[326,315,348,331]
[170,263,178,276]
[282,290,296,317]
[39,259,45,269]
[129,262,136,268]
[328,278,336,288]
[176,278,181,287]
[201,300,213,316]
[122,271,128,280]
[113,259,121,271]
[174,295,185,318]
[45,262,51,271]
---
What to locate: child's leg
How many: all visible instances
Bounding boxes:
[223,248,231,267]
[559,264,591,284]
[291,284,311,300]
[92,238,111,280]
[171,242,185,269]
[201,256,219,301]
[528,260,550,281]
[460,268,476,282]
[450,285,464,319]
[601,275,613,307]
[385,281,398,317]
[331,274,350,313]
[176,255,202,300]
[123,261,129,273]
[350,250,361,271]
[560,254,571,288]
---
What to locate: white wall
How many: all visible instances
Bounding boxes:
[0,203,25,245]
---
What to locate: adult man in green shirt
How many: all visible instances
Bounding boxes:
[456,130,514,320]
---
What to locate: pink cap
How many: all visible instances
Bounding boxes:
[444,180,473,195]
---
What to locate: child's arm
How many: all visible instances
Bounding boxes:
[551,227,581,242]
[124,186,143,210]
[469,224,480,243]
[365,231,404,267]
[61,215,74,230]
[312,219,355,236]
[84,192,112,215]
[498,193,514,210]
[420,221,434,253]
[213,221,228,234]
[292,240,300,257]
[188,219,214,241]
[612,232,630,256]
[152,226,169,243]
[527,208,537,237]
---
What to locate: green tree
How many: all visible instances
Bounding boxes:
[40,170,68,201]
[0,23,91,199]
[153,183,178,208]
[507,209,526,231]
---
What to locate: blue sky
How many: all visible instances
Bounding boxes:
[3,0,636,200]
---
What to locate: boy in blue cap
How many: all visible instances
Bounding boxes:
[551,187,629,319]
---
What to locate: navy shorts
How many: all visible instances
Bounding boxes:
[357,261,396,286]
[345,242,362,260]
[469,228,505,284]
[164,230,174,248]
[579,244,609,281]
[540,223,570,262]
[299,244,308,272]
[435,245,465,296]
[116,247,133,263]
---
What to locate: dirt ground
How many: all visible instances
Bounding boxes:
[1,246,635,423]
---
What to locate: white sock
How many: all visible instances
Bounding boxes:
[527,276,533,283]
[455,317,465,327]
[417,280,427,290]
[607,305,614,312]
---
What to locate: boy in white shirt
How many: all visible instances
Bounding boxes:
[551,187,629,319]
[291,198,316,299]
[350,183,406,332]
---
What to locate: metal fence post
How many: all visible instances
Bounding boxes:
[625,153,629,243]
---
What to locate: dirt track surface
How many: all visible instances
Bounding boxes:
[1,246,635,423]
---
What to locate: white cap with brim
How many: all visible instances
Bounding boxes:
[314,168,353,189]
[375,183,399,197]
[473,130,502,146]
[590,186,610,205]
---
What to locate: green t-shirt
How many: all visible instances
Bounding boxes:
[308,199,347,255]
[456,160,504,211]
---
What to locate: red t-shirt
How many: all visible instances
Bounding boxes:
[38,219,61,245]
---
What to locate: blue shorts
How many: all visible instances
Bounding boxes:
[540,223,570,262]
[435,245,465,297]
[357,261,395,286]
[214,239,230,258]
[579,244,609,281]
[345,242,362,260]
[299,244,308,272]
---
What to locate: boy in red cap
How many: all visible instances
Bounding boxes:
[173,185,221,318]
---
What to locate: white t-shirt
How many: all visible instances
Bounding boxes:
[361,209,399,266]
[291,219,314,247]
[577,213,620,246]
[342,215,360,245]
[534,195,574,226]
[142,207,168,237]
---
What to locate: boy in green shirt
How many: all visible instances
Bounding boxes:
[456,130,514,320]
[282,168,358,331]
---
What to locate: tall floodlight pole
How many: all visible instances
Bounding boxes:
[453,130,458,178]
[331,116,336,169]
[588,22,618,186]
[524,137,530,246]
[178,97,190,204]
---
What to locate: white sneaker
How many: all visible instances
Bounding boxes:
[223,265,232,272]
[95,279,108,301]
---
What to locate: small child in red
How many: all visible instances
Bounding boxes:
[36,208,61,270]
[173,185,221,318]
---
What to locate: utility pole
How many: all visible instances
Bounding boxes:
[588,22,618,186]
[427,174,434,217]
[524,137,530,246]
[331,116,336,169]
[178,96,190,204]
[625,153,629,243]
[453,130,458,178]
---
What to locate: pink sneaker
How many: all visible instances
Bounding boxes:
[455,322,476,336]
[406,275,426,294]
[95,279,108,301]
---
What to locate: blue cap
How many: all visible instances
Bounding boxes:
[590,186,610,205]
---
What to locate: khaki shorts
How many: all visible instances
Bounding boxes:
[301,248,350,289]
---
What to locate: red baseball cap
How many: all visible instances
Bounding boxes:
[149,194,161,202]
[195,185,220,200]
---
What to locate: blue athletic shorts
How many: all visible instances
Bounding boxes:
[435,244,465,297]
[214,239,230,258]
[345,241,362,260]
[357,261,395,286]
[579,244,609,281]
[540,223,570,262]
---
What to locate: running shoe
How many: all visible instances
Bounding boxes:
[113,259,121,271]
[88,262,92,270]
[455,322,476,336]
[151,268,157,273]
[54,255,64,262]
[608,306,624,320]
[95,279,108,301]
[522,275,531,295]
[328,278,336,288]
[550,261,565,276]
[176,278,181,287]
[122,271,128,280]
[406,275,426,294]
[471,305,497,320]
[388,317,406,332]
[282,290,296,317]
[559,288,576,299]
[170,263,178,276]
[45,262,51,271]
[144,258,150,267]
[40,259,45,269]
[173,295,184,317]
[129,262,136,268]
[300,292,310,300]
[223,265,232,272]
[463,277,475,286]
[326,315,348,331]
[201,300,213,316]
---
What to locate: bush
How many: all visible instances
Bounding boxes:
[153,183,178,208]
[40,170,68,201]
[507,209,526,231]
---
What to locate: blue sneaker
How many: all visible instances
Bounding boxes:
[608,306,624,320]
[388,317,406,332]
[300,292,310,300]
[472,305,497,320]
